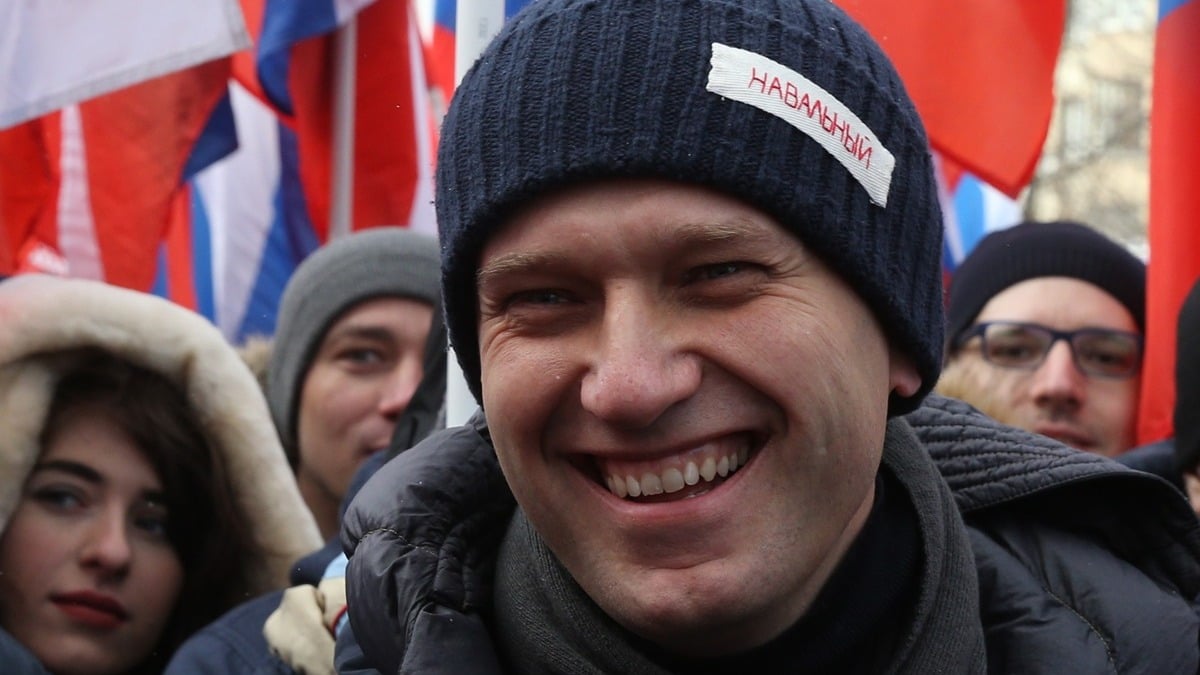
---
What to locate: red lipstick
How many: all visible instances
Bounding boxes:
[52,591,129,629]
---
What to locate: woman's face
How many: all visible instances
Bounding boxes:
[0,404,184,675]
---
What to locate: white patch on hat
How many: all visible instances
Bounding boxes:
[706,42,895,207]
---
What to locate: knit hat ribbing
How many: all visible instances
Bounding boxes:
[437,0,944,414]
[267,227,440,451]
[945,220,1146,351]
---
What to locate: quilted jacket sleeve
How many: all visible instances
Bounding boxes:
[339,412,516,674]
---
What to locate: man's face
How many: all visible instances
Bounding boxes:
[476,179,920,656]
[948,276,1140,457]
[296,297,432,533]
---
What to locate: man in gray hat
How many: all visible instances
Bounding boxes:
[165,226,443,674]
[338,1,1200,672]
[268,227,439,539]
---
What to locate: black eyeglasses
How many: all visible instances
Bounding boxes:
[954,321,1143,378]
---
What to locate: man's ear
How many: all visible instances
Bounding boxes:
[889,346,922,399]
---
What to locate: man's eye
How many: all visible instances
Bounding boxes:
[510,289,569,306]
[687,262,745,282]
[340,348,384,364]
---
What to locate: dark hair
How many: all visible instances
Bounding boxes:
[40,350,260,673]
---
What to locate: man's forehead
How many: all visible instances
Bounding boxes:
[480,180,792,260]
[323,297,435,339]
[976,276,1141,333]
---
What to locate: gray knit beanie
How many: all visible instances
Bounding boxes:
[267,227,440,452]
[437,0,944,414]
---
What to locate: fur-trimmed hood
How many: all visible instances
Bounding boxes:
[0,274,322,595]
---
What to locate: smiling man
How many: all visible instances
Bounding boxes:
[339,1,1200,673]
[938,220,1146,457]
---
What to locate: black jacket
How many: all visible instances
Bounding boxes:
[339,395,1200,674]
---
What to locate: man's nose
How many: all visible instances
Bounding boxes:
[377,358,424,419]
[1029,339,1086,410]
[580,291,701,428]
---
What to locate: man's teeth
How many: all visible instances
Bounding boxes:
[604,447,750,500]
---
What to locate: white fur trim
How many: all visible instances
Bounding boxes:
[0,275,322,593]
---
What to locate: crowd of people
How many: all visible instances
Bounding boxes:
[2,0,1199,673]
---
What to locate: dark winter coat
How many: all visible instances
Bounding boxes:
[338,395,1200,674]
[0,629,51,674]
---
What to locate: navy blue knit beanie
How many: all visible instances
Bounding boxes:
[945,220,1146,352]
[437,0,944,414]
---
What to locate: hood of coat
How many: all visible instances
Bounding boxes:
[0,274,322,594]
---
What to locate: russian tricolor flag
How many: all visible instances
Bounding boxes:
[0,0,248,287]
[154,81,318,342]
[152,0,441,342]
[254,0,437,242]
[938,155,1024,273]
[0,61,237,289]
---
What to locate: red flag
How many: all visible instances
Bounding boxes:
[834,0,1066,198]
[0,61,232,289]
[1137,0,1200,445]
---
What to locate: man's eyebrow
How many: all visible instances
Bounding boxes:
[476,219,767,286]
[477,251,565,288]
[31,459,103,484]
[324,325,395,343]
[668,219,757,245]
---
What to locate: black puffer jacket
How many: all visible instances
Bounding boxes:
[340,396,1200,674]
[913,396,1200,673]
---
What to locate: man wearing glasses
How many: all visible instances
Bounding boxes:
[939,220,1145,458]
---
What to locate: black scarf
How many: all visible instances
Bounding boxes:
[492,418,986,674]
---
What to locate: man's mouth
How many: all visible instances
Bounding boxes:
[1033,422,1094,450]
[593,435,756,502]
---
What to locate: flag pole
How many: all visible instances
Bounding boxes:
[330,16,357,241]
[444,0,515,427]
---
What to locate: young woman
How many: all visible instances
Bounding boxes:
[0,275,322,674]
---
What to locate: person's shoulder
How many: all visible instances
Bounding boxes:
[340,412,514,674]
[0,628,52,674]
[1117,438,1183,491]
[343,412,510,547]
[163,590,289,674]
[906,398,1200,671]
[906,394,1174,511]
[907,394,1200,583]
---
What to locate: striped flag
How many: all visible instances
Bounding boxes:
[0,0,248,129]
[0,61,237,289]
[148,0,441,341]
[153,81,319,342]
[255,0,437,241]
[936,154,1023,273]
[1137,0,1200,444]
[427,0,458,115]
